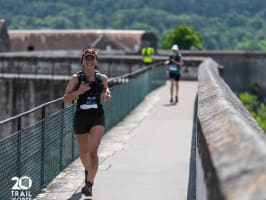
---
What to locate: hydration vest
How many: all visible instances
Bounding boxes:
[141,47,154,64]
[76,70,104,111]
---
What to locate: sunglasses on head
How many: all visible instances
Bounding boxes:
[82,49,97,56]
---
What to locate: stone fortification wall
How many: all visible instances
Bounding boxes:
[181,51,266,96]
[203,52,266,96]
[0,77,68,139]
[0,51,145,77]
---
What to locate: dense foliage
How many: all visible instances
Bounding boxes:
[162,25,202,50]
[238,92,266,133]
[1,0,266,50]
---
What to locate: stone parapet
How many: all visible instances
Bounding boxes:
[0,51,202,79]
[197,58,266,200]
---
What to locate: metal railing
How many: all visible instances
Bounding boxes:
[0,97,64,134]
[0,63,163,137]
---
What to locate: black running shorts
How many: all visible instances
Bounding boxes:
[169,72,180,81]
[74,111,105,134]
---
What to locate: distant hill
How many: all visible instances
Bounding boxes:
[1,0,266,50]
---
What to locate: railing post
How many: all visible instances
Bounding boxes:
[17,117,21,132]
[16,117,22,177]
[72,105,75,160]
[59,100,64,170]
[41,106,46,119]
[40,106,46,187]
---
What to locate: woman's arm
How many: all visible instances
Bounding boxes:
[171,56,184,66]
[175,59,184,66]
[64,75,90,105]
[102,74,111,103]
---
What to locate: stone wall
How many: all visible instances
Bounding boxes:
[0,51,145,77]
[197,58,266,200]
[181,51,266,96]
[0,77,68,139]
[205,52,266,96]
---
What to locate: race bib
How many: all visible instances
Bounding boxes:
[169,64,179,73]
[169,64,177,71]
[80,96,98,110]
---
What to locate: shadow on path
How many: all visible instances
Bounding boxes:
[162,103,177,107]
[67,192,93,200]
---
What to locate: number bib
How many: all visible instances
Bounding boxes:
[80,96,98,110]
[169,64,179,74]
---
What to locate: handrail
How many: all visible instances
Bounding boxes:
[0,97,64,126]
[108,62,162,86]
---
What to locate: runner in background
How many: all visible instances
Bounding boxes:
[164,44,184,104]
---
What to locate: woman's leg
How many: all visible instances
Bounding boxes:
[175,80,179,98]
[87,125,104,183]
[76,134,90,174]
[170,79,174,101]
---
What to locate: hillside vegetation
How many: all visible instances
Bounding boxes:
[1,0,266,50]
[238,92,266,133]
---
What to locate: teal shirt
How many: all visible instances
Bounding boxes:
[168,53,182,74]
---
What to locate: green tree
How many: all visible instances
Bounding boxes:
[162,24,202,50]
[2,0,266,50]
[238,92,258,114]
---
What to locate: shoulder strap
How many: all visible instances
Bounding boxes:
[76,70,86,87]
[76,70,103,86]
[95,71,103,83]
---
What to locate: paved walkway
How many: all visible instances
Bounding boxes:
[35,81,197,200]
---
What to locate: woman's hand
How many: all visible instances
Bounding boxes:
[164,60,169,65]
[101,74,111,103]
[64,75,89,105]
[103,89,111,102]
[77,83,90,95]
